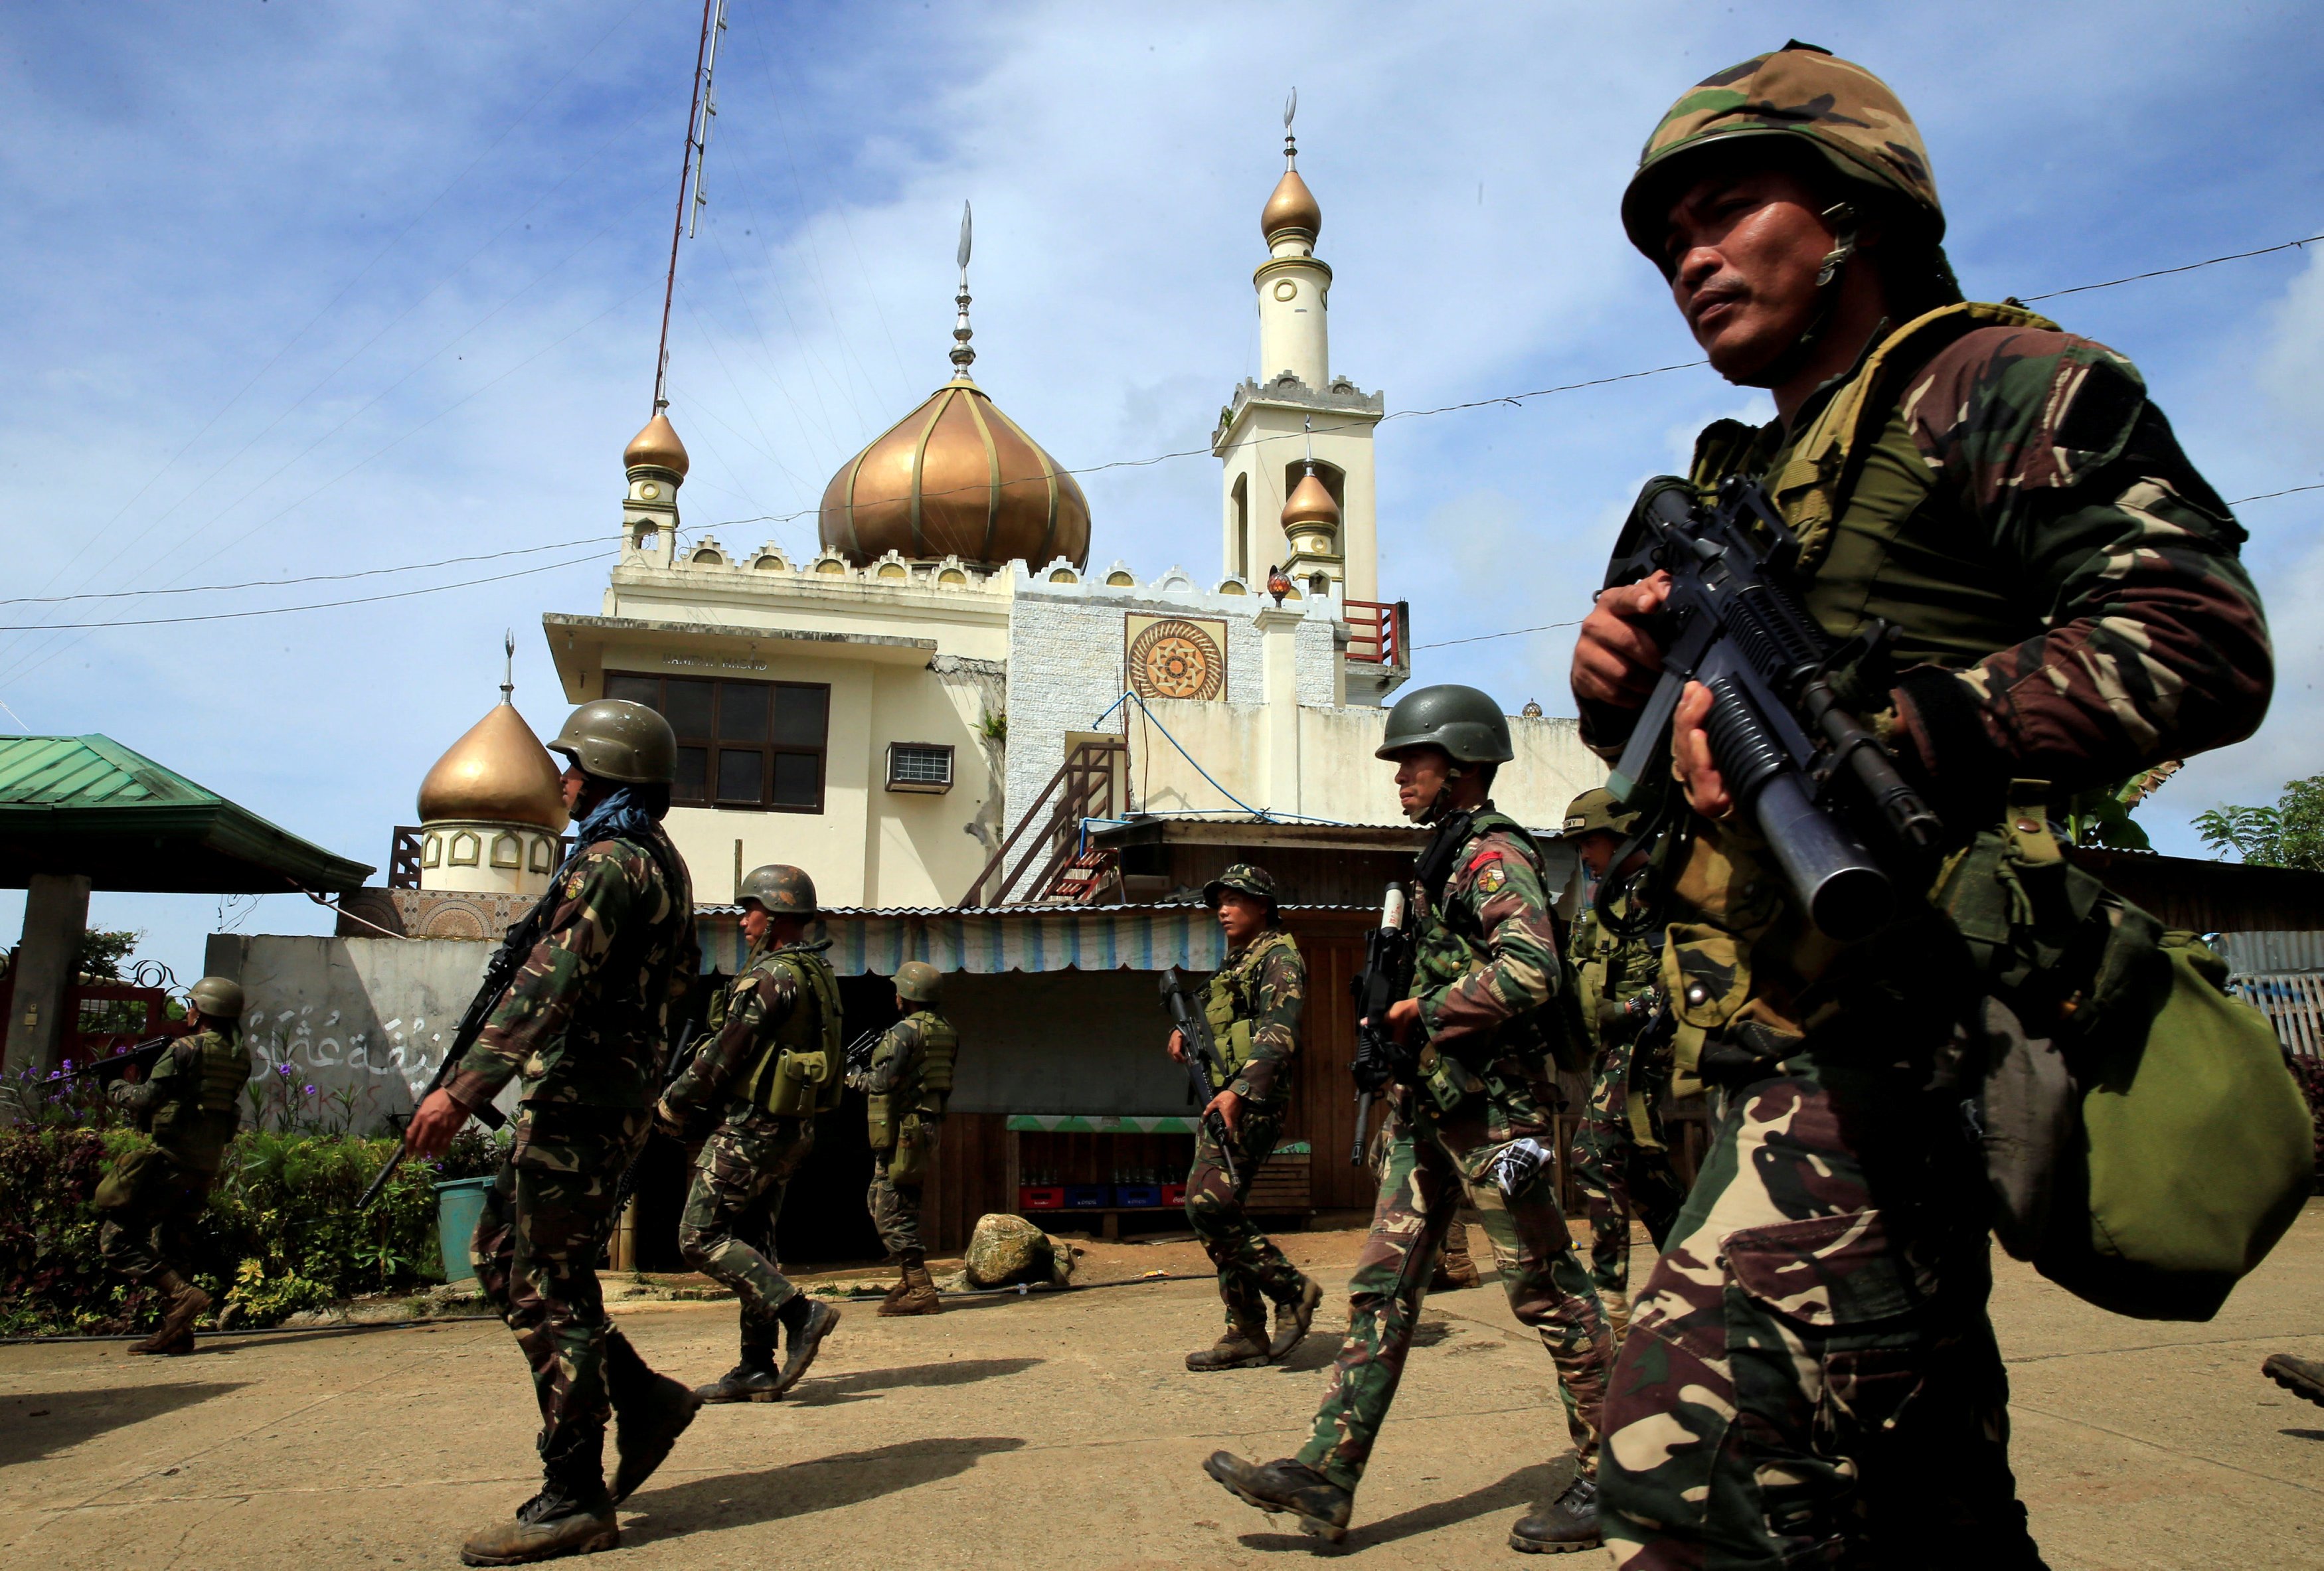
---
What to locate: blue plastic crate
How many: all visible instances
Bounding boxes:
[1115,1183,1164,1209]
[1064,1184,1110,1208]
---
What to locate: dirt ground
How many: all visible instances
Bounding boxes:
[5,1204,2323,1569]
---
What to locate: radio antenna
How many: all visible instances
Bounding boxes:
[651,0,728,414]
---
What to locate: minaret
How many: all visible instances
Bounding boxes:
[620,400,689,569]
[415,635,570,898]
[1212,91,1384,608]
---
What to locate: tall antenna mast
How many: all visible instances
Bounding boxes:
[651,0,728,414]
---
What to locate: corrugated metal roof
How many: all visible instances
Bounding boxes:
[0,734,216,809]
[2214,930,2324,976]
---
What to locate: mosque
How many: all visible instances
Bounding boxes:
[302,126,1606,1260]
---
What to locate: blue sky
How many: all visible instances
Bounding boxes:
[3,1,2318,982]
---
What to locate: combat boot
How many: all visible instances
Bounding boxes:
[1203,1452,1353,1543]
[880,1250,943,1317]
[1185,1321,1271,1371]
[1268,1276,1324,1359]
[2265,1353,2324,1408]
[1508,1473,1600,1554]
[605,1333,700,1501]
[130,1272,209,1355]
[773,1295,841,1395]
[459,1486,618,1565]
[878,1259,912,1312]
[695,1312,784,1403]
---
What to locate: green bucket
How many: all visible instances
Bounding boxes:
[434,1176,495,1283]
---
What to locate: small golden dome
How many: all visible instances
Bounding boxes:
[1262,165,1321,240]
[623,411,689,479]
[418,701,569,832]
[1283,467,1340,531]
[819,376,1090,569]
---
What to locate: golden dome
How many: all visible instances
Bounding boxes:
[1283,467,1340,531]
[1263,165,1321,240]
[819,375,1090,569]
[623,411,689,479]
[418,700,569,832]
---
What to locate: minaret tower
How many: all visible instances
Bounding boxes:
[619,400,689,570]
[1212,91,1384,606]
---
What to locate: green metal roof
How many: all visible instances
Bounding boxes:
[0,734,373,894]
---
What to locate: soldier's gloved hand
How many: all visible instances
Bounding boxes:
[652,1098,688,1139]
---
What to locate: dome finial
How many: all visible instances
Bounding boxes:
[1284,86,1298,165]
[500,629,515,706]
[950,200,975,378]
[1262,92,1321,241]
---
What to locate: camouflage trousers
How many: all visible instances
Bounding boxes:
[1297,1094,1612,1493]
[1599,1053,2043,1569]
[679,1108,815,1344]
[867,1149,924,1258]
[96,1148,214,1285]
[1570,1035,1688,1299]
[1186,1101,1305,1332]
[470,1104,655,1485]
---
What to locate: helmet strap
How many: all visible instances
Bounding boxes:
[1756,200,1860,390]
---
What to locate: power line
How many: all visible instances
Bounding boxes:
[0,537,602,607]
[2229,482,2324,505]
[2019,234,2322,302]
[0,551,612,633]
[1414,618,1585,651]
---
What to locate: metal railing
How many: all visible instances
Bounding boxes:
[1344,599,1410,667]
[963,736,1127,906]
[2231,971,2324,1058]
[389,827,423,890]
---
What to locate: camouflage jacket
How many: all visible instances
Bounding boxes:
[867,1010,958,1123]
[665,938,829,1114]
[448,826,697,1112]
[1206,928,1305,1105]
[1409,805,1564,1056]
[1584,301,2272,818]
[1572,900,1661,1050]
[112,1027,251,1173]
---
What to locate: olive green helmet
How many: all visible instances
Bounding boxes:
[1562,787,1639,841]
[1203,863,1280,910]
[548,699,677,785]
[736,863,817,915]
[893,959,944,1005]
[1621,41,1943,271]
[187,975,244,1021]
[1375,684,1513,765]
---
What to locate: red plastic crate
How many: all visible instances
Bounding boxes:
[1019,1185,1064,1210]
[1160,1181,1188,1208]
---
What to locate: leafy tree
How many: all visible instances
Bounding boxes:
[2065,762,2179,852]
[2195,775,2324,872]
[74,929,141,982]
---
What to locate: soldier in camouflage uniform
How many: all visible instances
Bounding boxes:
[1575,44,2272,1566]
[1172,864,1322,1370]
[1206,687,1612,1554]
[1561,787,1685,1338]
[659,863,845,1403]
[96,975,252,1356]
[849,958,957,1317]
[402,699,705,1566]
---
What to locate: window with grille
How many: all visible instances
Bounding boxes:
[885,742,954,793]
[602,673,829,813]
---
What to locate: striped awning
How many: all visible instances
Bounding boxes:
[696,904,1229,976]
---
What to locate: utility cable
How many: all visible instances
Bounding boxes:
[0,536,602,606]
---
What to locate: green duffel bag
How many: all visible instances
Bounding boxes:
[2036,931,2313,1320]
[1946,792,2313,1322]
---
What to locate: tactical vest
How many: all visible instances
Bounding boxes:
[1204,928,1300,1081]
[150,1028,252,1169]
[866,1010,957,1149]
[1691,299,2062,669]
[739,946,844,1117]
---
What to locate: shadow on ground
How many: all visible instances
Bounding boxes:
[0,1382,250,1468]
[626,1437,1027,1538]
[1233,1461,1560,1554]
[787,1357,1042,1406]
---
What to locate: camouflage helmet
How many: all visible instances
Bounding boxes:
[1375,684,1514,766]
[736,863,817,916]
[1562,787,1639,841]
[893,959,944,1005]
[1621,41,1943,270]
[187,975,244,1021]
[1203,863,1280,911]
[548,699,678,786]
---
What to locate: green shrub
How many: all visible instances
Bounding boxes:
[0,1122,510,1337]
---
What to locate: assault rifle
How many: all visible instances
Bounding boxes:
[1347,884,1417,1166]
[56,1033,179,1084]
[843,1027,882,1080]
[357,912,529,1209]
[1157,967,1240,1188]
[1602,475,1945,937]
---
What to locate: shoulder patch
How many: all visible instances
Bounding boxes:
[1475,862,1508,894]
